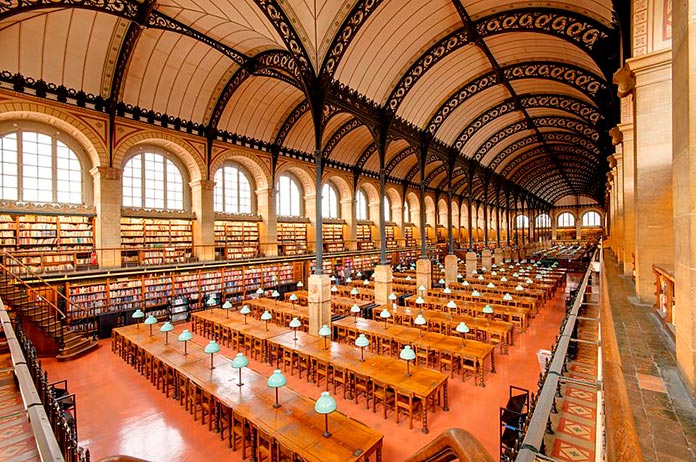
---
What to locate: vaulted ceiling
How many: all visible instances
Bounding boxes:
[0,0,624,207]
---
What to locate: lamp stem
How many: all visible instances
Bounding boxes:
[323,413,331,438]
[184,341,188,355]
[265,320,269,331]
[149,325,153,336]
[210,354,214,370]
[237,368,244,387]
[244,315,247,325]
[360,347,365,362]
[273,388,280,408]
[165,332,169,345]
[406,360,411,377]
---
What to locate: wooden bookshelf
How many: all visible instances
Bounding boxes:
[214,220,260,260]
[357,224,373,250]
[120,217,193,267]
[404,225,417,247]
[385,225,397,249]
[278,222,307,256]
[322,224,344,253]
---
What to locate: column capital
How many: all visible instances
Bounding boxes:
[189,179,215,191]
[609,126,623,145]
[613,63,635,98]
[90,166,121,180]
[608,155,617,169]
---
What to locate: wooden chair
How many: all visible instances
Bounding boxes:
[231,412,249,457]
[439,350,458,377]
[315,359,331,389]
[251,337,264,362]
[372,379,395,419]
[332,365,349,399]
[353,372,372,409]
[295,352,310,380]
[218,403,232,446]
[415,345,431,368]
[395,389,423,430]
[256,428,275,462]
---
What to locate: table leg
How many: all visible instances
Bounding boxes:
[421,403,429,434]
[490,350,496,373]
[442,380,449,411]
[479,360,485,387]
[249,427,258,462]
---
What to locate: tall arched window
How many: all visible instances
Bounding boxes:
[0,129,84,204]
[356,189,368,220]
[321,183,339,218]
[404,200,411,223]
[557,212,575,228]
[582,211,601,227]
[123,151,184,210]
[276,174,302,216]
[214,163,253,213]
[384,196,391,222]
[535,214,551,228]
[515,215,529,229]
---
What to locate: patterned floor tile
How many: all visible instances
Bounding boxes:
[552,440,594,462]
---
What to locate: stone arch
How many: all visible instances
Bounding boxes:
[357,180,380,222]
[405,190,420,223]
[274,162,316,198]
[210,149,271,191]
[0,105,106,169]
[425,195,436,229]
[322,171,353,203]
[580,208,603,227]
[114,131,205,182]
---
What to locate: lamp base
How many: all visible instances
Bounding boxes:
[273,403,281,409]
[236,382,244,387]
[322,431,332,438]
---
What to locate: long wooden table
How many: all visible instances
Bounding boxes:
[284,290,372,315]
[112,325,383,462]
[333,317,495,386]
[373,305,513,354]
[191,309,448,433]
[267,330,449,434]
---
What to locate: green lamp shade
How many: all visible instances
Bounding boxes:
[503,293,513,301]
[492,264,498,268]
[399,345,416,361]
[289,293,299,301]
[462,280,469,286]
[356,271,362,278]
[536,274,543,279]
[207,296,217,306]
[256,288,264,295]
[525,278,533,284]
[314,391,337,414]
[472,270,478,275]
[223,300,233,309]
[440,267,445,273]
[456,322,470,334]
[438,278,445,285]
[446,300,457,310]
[350,304,361,314]
[178,330,193,342]
[513,272,519,277]
[415,296,424,305]
[477,275,484,280]
[350,288,359,295]
[144,315,157,325]
[456,273,463,279]
[481,267,487,272]
[487,282,495,288]
[443,287,452,294]
[132,309,144,319]
[318,325,331,337]
[329,276,336,282]
[355,334,370,348]
[482,304,494,314]
[388,292,397,301]
[379,308,392,319]
[345,277,353,283]
[500,276,508,282]
[267,369,287,388]
[491,271,497,276]
[330,286,338,293]
[160,321,174,333]
[272,290,280,298]
[240,305,251,315]
[363,279,369,285]
[231,353,249,369]
[204,340,221,354]
[297,280,304,287]
[471,290,481,297]
[418,285,426,292]
[406,275,412,281]
[414,314,427,326]
[515,285,524,291]
[261,311,272,321]
[289,317,302,329]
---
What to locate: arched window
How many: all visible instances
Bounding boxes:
[214,163,253,214]
[356,189,368,220]
[404,200,411,223]
[321,183,339,219]
[0,129,84,204]
[535,214,551,228]
[515,214,529,229]
[123,151,184,210]
[384,196,391,222]
[276,174,302,216]
[557,212,575,228]
[582,211,601,227]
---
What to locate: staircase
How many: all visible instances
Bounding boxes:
[0,255,98,360]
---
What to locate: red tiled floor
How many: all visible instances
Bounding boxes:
[42,275,580,462]
[0,354,40,462]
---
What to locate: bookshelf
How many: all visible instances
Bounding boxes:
[322,224,344,253]
[385,225,397,249]
[404,225,417,247]
[4,214,95,275]
[120,217,193,267]
[169,296,190,323]
[214,220,260,260]
[357,224,373,250]
[278,222,307,256]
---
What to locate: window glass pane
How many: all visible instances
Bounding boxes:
[0,133,18,201]
[165,159,183,210]
[356,190,367,220]
[22,132,53,203]
[122,155,142,208]
[276,174,301,216]
[55,141,82,204]
[214,168,224,212]
[557,212,575,228]
[404,200,410,223]
[516,215,529,229]
[321,183,339,218]
[582,211,601,227]
[383,197,391,222]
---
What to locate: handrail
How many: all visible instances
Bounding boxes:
[515,248,596,462]
[403,428,495,462]
[0,300,66,462]
[2,251,96,330]
[600,249,643,462]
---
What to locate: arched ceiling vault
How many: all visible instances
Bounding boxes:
[0,0,624,205]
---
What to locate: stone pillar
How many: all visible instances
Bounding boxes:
[305,193,318,254]
[672,0,696,391]
[493,247,503,265]
[90,166,122,268]
[465,251,477,275]
[481,249,492,269]
[415,258,432,291]
[257,187,278,257]
[612,151,624,261]
[373,264,393,306]
[189,179,216,262]
[307,274,331,336]
[341,197,356,251]
[444,254,458,286]
[503,246,511,262]
[628,48,674,302]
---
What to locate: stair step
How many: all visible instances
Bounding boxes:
[57,339,99,361]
